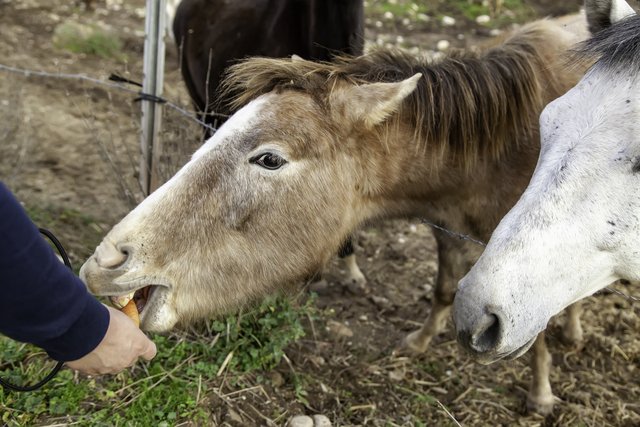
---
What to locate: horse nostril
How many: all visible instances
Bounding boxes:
[470,313,501,353]
[95,240,130,269]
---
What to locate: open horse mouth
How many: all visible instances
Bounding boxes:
[110,285,161,318]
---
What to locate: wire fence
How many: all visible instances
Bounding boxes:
[0,57,207,220]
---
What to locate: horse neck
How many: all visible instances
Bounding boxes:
[356,123,542,239]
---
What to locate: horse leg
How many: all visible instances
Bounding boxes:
[561,301,584,349]
[338,237,367,293]
[526,331,556,415]
[401,239,459,353]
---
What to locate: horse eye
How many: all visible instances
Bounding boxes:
[251,153,286,170]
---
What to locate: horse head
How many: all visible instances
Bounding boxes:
[80,63,420,331]
[454,0,639,364]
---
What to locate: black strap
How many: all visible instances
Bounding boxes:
[0,228,69,392]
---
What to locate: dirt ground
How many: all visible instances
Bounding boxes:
[0,0,638,426]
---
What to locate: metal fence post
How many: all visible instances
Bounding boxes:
[140,0,167,196]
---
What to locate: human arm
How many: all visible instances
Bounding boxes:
[0,182,155,372]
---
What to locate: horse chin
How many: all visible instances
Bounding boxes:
[470,336,537,365]
[137,285,177,332]
[502,336,537,361]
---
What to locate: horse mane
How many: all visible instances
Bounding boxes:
[221,20,570,167]
[575,14,640,74]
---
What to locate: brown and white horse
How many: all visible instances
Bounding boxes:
[81,19,585,413]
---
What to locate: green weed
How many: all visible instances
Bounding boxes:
[53,21,124,59]
[0,295,316,425]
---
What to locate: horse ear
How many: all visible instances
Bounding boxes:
[585,0,635,34]
[332,73,422,128]
[291,54,304,62]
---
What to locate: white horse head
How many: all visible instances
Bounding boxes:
[453,0,639,363]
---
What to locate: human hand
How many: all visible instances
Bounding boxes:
[66,306,157,375]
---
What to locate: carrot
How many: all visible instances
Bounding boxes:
[121,299,140,327]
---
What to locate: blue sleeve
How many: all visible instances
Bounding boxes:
[0,182,110,361]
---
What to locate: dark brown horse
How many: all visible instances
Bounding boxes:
[172,0,364,132]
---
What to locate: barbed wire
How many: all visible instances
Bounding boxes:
[0,62,217,135]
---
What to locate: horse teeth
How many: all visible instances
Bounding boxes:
[110,292,135,309]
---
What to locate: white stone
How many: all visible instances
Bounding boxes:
[288,416,314,427]
[476,14,491,24]
[313,415,332,427]
[441,16,456,26]
[436,39,450,51]
[383,11,394,20]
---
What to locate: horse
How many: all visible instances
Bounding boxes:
[171,0,366,290]
[172,0,364,133]
[80,18,586,414]
[454,0,637,369]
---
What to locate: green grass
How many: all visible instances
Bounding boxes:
[0,295,316,425]
[53,21,124,59]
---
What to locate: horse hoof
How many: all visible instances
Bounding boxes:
[561,326,584,350]
[396,329,431,355]
[344,274,367,294]
[526,393,557,415]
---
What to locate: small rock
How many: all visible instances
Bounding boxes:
[288,415,314,427]
[402,18,411,26]
[432,386,448,394]
[441,16,456,26]
[313,415,332,427]
[417,13,430,22]
[396,35,404,44]
[308,355,326,367]
[269,371,284,388]
[375,20,383,28]
[369,295,392,309]
[309,279,329,293]
[226,408,244,424]
[489,28,503,37]
[383,11,394,20]
[326,320,354,338]
[389,368,405,381]
[476,14,491,24]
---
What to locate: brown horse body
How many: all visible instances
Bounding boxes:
[81,19,586,413]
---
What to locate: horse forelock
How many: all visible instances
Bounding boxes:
[575,14,640,76]
[221,20,577,170]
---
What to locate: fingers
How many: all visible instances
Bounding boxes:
[140,340,157,361]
